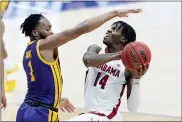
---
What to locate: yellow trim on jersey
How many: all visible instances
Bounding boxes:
[27,41,35,46]
[48,110,52,121]
[51,65,59,108]
[52,111,58,122]
[54,64,62,108]
[57,62,62,107]
[56,114,59,122]
[36,40,58,65]
[48,110,58,122]
[56,62,62,97]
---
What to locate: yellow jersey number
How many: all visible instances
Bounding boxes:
[28,60,35,81]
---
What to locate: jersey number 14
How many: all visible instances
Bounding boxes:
[93,72,109,89]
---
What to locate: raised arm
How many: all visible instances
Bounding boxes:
[83,44,121,67]
[39,9,142,50]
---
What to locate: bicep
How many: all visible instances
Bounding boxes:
[39,25,85,50]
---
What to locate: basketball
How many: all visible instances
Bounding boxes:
[121,41,151,71]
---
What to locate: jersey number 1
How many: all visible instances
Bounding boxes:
[93,72,109,89]
[28,60,35,82]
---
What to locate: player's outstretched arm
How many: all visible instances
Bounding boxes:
[39,9,142,50]
[83,44,121,67]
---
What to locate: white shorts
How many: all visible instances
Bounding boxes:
[66,112,123,121]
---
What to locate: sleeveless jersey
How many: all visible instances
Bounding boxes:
[84,49,127,119]
[23,40,63,109]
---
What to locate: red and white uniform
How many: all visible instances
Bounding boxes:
[67,49,140,121]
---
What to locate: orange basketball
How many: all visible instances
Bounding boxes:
[121,41,151,71]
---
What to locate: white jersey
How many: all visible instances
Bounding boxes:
[84,49,127,120]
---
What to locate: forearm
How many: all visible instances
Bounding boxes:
[1,58,4,91]
[77,10,117,34]
[83,52,120,67]
[127,79,141,113]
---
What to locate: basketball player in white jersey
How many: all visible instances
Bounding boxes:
[67,20,149,121]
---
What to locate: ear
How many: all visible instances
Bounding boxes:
[31,30,39,37]
[120,37,127,44]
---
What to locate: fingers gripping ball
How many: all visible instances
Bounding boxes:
[121,41,151,71]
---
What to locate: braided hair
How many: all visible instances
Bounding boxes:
[20,14,44,37]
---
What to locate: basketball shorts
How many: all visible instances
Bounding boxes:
[16,102,59,122]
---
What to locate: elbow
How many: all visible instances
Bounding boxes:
[83,56,92,67]
[83,53,96,67]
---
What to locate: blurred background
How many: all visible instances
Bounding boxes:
[1,1,181,121]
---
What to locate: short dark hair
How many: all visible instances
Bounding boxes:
[112,21,136,45]
[20,13,44,37]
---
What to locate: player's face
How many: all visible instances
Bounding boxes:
[103,23,125,53]
[36,17,53,39]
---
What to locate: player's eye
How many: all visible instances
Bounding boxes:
[46,26,51,31]
[45,28,50,31]
[112,27,117,31]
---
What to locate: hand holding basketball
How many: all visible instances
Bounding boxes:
[131,64,149,79]
[121,41,151,77]
[116,9,142,18]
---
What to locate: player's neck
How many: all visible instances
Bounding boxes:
[105,48,117,53]
[30,36,39,42]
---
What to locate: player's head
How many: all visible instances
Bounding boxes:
[103,21,136,53]
[20,13,53,40]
